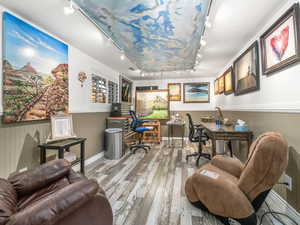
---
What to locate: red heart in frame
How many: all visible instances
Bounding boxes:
[270,26,289,60]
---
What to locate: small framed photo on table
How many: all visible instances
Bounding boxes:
[50,114,75,141]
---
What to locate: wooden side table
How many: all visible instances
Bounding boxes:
[142,120,161,144]
[38,138,87,174]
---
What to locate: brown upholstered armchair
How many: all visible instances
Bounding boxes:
[185,132,289,225]
[0,159,113,225]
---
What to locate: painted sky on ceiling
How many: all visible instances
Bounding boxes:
[74,0,211,72]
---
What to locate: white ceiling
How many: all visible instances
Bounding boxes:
[0,0,286,80]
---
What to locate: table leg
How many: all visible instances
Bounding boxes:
[211,138,217,157]
[40,147,46,164]
[247,135,254,157]
[168,125,170,147]
[80,141,85,174]
[58,147,64,159]
[171,125,174,147]
[228,141,233,157]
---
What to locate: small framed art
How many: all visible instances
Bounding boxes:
[183,83,210,103]
[224,67,234,95]
[168,83,181,101]
[218,75,225,94]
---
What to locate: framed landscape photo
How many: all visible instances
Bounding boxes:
[233,41,260,95]
[224,67,234,95]
[135,90,169,120]
[218,75,225,94]
[168,83,181,101]
[214,79,219,95]
[261,3,300,75]
[183,83,210,103]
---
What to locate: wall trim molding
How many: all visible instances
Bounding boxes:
[73,151,104,172]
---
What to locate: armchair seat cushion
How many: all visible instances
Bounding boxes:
[185,164,254,219]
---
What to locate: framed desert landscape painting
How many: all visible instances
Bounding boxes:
[224,67,234,95]
[233,41,260,96]
[135,90,169,120]
[218,75,225,94]
[168,83,181,101]
[183,83,210,103]
[261,3,300,75]
[214,79,219,95]
[2,12,68,123]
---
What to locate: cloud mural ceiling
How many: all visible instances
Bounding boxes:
[74,0,212,72]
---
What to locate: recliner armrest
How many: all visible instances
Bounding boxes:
[211,155,244,178]
[7,179,99,225]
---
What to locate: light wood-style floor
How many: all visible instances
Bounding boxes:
[86,140,284,225]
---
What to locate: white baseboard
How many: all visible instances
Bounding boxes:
[73,151,104,172]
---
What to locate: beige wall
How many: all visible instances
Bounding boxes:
[0,112,108,178]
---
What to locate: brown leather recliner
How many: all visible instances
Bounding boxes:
[0,159,113,225]
[185,132,289,225]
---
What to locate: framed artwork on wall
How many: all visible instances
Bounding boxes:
[224,67,234,95]
[136,86,158,91]
[50,114,75,141]
[214,80,219,95]
[120,75,132,103]
[168,83,181,101]
[218,75,225,94]
[2,12,69,123]
[183,83,210,103]
[233,41,260,96]
[135,90,169,120]
[260,3,300,75]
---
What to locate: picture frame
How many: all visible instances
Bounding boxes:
[50,114,75,141]
[260,3,300,75]
[183,82,210,103]
[120,75,132,103]
[214,79,219,95]
[224,67,234,95]
[233,41,260,96]
[135,90,169,120]
[218,75,225,94]
[168,83,181,101]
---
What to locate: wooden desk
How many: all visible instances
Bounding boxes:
[200,122,253,157]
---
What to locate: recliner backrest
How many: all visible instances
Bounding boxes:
[238,132,288,201]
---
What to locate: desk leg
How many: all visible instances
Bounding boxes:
[80,141,85,174]
[40,147,46,164]
[228,141,233,157]
[168,126,170,147]
[211,138,217,157]
[182,125,184,148]
[247,135,254,157]
[58,148,64,159]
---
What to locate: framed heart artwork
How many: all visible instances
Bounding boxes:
[261,3,300,75]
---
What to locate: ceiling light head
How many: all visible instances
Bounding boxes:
[205,20,212,28]
[64,1,75,15]
[200,38,207,46]
[120,52,125,61]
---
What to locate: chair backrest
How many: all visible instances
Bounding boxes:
[186,113,195,141]
[238,132,289,202]
[129,110,138,131]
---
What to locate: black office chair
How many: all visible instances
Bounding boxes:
[186,113,211,166]
[129,110,152,154]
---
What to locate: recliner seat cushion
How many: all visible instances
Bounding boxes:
[0,179,17,225]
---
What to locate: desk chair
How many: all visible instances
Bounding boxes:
[129,110,152,154]
[186,113,211,166]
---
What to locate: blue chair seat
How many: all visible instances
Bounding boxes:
[135,127,152,132]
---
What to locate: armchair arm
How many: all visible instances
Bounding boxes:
[8,160,71,197]
[7,179,99,225]
[211,156,244,178]
[185,166,254,219]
